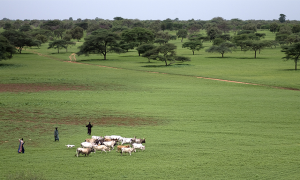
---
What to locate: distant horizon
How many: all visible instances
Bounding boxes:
[1,0,299,21]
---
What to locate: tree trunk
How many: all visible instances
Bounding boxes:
[295,60,298,70]
[181,37,183,42]
[193,51,194,55]
[58,48,59,53]
[254,50,256,58]
[222,53,224,58]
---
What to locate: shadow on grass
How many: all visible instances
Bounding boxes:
[16,53,35,55]
[120,55,138,57]
[0,64,23,68]
[141,64,167,68]
[205,56,230,59]
[277,69,299,71]
[234,57,268,60]
[50,52,69,55]
[80,59,106,62]
[141,64,192,68]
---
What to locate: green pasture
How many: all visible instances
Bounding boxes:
[0,30,300,179]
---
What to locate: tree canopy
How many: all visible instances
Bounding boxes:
[1,30,34,53]
[48,39,68,53]
[182,41,204,55]
[281,42,300,70]
[205,42,236,58]
[0,35,15,61]
[77,29,124,60]
[176,29,188,42]
[141,43,190,66]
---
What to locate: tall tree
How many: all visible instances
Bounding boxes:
[281,42,300,70]
[279,14,286,23]
[77,29,124,60]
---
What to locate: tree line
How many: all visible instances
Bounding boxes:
[0,15,300,69]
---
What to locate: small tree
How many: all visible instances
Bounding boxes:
[48,40,68,53]
[205,42,236,58]
[176,29,188,42]
[136,44,156,57]
[243,40,267,58]
[154,38,168,45]
[69,27,84,41]
[35,34,48,43]
[65,41,76,52]
[270,22,279,33]
[281,42,300,70]
[142,43,190,66]
[182,41,204,55]
[54,29,66,39]
[292,24,300,34]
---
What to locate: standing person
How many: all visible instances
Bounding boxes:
[86,122,93,135]
[54,127,59,141]
[18,138,25,153]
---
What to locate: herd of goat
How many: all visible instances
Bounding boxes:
[73,135,146,157]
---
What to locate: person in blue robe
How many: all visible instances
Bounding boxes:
[54,127,59,141]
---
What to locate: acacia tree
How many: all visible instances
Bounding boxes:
[142,43,190,66]
[243,40,267,58]
[48,40,68,53]
[205,42,236,58]
[1,30,34,53]
[77,29,124,60]
[54,29,66,39]
[281,42,300,70]
[136,44,156,57]
[0,35,15,61]
[182,41,204,55]
[176,29,187,42]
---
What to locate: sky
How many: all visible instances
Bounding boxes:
[0,0,299,21]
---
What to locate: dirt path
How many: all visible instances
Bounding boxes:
[24,49,300,91]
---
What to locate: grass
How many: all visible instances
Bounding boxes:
[0,30,300,179]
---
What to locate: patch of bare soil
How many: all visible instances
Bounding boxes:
[0,83,91,93]
[0,108,160,129]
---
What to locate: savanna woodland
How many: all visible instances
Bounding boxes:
[1,15,300,179]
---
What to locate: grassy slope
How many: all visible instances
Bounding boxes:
[0,30,300,179]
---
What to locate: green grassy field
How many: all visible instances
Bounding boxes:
[0,30,300,179]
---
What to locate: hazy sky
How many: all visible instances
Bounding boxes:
[0,0,299,21]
